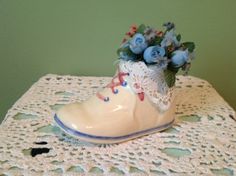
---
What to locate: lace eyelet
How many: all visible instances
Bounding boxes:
[104,97,110,102]
[121,81,127,87]
[113,89,119,94]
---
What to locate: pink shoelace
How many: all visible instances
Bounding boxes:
[96,71,144,102]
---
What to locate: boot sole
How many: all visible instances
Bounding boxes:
[54,114,175,144]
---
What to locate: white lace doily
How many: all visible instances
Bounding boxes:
[119,61,173,112]
[0,74,235,176]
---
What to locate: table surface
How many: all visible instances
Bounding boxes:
[0,74,235,176]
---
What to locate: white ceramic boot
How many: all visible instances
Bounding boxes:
[54,23,195,144]
[54,61,175,144]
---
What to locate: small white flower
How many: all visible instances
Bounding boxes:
[161,30,180,47]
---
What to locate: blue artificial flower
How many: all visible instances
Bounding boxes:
[161,30,180,47]
[143,46,165,64]
[171,49,189,67]
[129,33,148,54]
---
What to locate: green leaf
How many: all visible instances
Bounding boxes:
[176,34,181,41]
[117,44,136,59]
[152,36,163,45]
[182,42,195,52]
[117,47,123,55]
[136,24,146,34]
[164,69,177,87]
[120,45,132,54]
[117,44,128,55]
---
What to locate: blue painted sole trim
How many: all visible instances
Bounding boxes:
[54,114,174,141]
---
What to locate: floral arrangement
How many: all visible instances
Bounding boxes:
[117,22,196,87]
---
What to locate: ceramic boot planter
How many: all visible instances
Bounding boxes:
[54,60,176,144]
[54,23,195,144]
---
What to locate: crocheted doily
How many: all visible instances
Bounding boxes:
[0,74,235,176]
